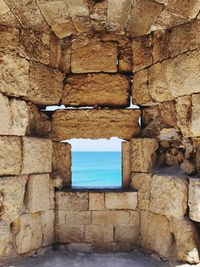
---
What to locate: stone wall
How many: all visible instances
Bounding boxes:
[0,0,200,264]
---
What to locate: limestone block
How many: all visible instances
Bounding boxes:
[0,136,22,176]
[189,178,200,222]
[22,137,52,174]
[66,243,92,253]
[41,210,55,246]
[0,175,27,220]
[171,217,200,264]
[89,193,104,210]
[148,49,200,102]
[26,174,51,213]
[115,225,139,243]
[58,225,85,243]
[105,192,137,210]
[62,74,130,107]
[0,0,20,27]
[0,53,29,97]
[71,40,118,73]
[122,142,131,188]
[52,142,71,186]
[58,210,91,226]
[0,26,19,53]
[26,62,64,105]
[131,173,152,211]
[140,210,173,258]
[56,192,88,211]
[26,103,51,137]
[176,96,192,137]
[52,109,141,141]
[127,0,162,36]
[150,174,188,217]
[16,213,43,254]
[85,225,113,243]
[92,211,130,225]
[191,94,200,137]
[19,29,51,65]
[131,139,158,172]
[5,0,48,30]
[0,221,12,257]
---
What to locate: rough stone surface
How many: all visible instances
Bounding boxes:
[92,211,130,225]
[62,74,130,107]
[41,210,55,247]
[56,192,89,211]
[71,40,118,73]
[22,137,52,174]
[0,175,27,220]
[0,136,22,176]
[150,174,188,217]
[26,62,64,105]
[89,193,104,211]
[105,192,138,210]
[52,109,141,141]
[189,178,200,222]
[85,225,114,243]
[0,221,12,257]
[140,210,173,258]
[115,225,139,243]
[52,142,71,186]
[176,96,192,137]
[131,139,158,173]
[122,142,132,188]
[191,94,200,137]
[0,26,19,53]
[26,174,51,213]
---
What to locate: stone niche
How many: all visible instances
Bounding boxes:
[0,0,200,265]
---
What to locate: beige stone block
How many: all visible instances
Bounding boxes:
[52,142,71,186]
[89,193,104,210]
[140,210,173,258]
[58,211,91,226]
[16,213,43,255]
[115,225,139,243]
[26,174,51,213]
[62,74,130,107]
[0,25,19,53]
[85,225,113,243]
[58,225,85,243]
[0,220,12,257]
[26,62,64,105]
[0,136,22,176]
[56,192,88,211]
[131,138,158,173]
[52,109,141,141]
[22,137,52,174]
[122,142,131,188]
[41,210,55,247]
[0,175,27,220]
[189,178,200,222]
[131,173,152,211]
[66,243,92,253]
[19,28,51,65]
[191,94,200,137]
[148,49,200,102]
[92,211,130,225]
[0,0,20,27]
[105,192,138,210]
[71,40,118,73]
[171,217,200,264]
[0,53,29,97]
[150,174,188,217]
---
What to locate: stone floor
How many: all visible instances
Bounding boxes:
[1,249,200,267]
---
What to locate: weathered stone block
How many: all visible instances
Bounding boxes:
[52,142,71,186]
[122,142,131,188]
[22,137,52,174]
[62,74,130,107]
[58,225,85,243]
[140,210,173,258]
[0,221,12,257]
[89,193,104,210]
[105,192,137,210]
[0,53,29,97]
[26,174,51,213]
[0,175,27,220]
[0,0,20,27]
[92,211,130,225]
[191,94,200,137]
[58,211,91,226]
[171,217,200,264]
[26,62,64,105]
[41,210,55,246]
[16,213,43,255]
[131,139,158,173]
[189,178,200,222]
[150,174,188,217]
[131,173,152,211]
[0,25,19,53]
[56,192,88,211]
[115,225,138,243]
[52,109,141,141]
[0,136,22,176]
[85,225,113,243]
[71,40,118,73]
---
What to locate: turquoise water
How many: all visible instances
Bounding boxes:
[72,152,122,189]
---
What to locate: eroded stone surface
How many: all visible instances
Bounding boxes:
[105,192,138,210]
[56,192,89,211]
[189,178,200,222]
[85,225,114,243]
[89,193,104,211]
[122,142,132,188]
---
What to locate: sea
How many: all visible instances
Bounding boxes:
[72,152,122,189]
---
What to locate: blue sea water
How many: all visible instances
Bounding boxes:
[72,152,122,189]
